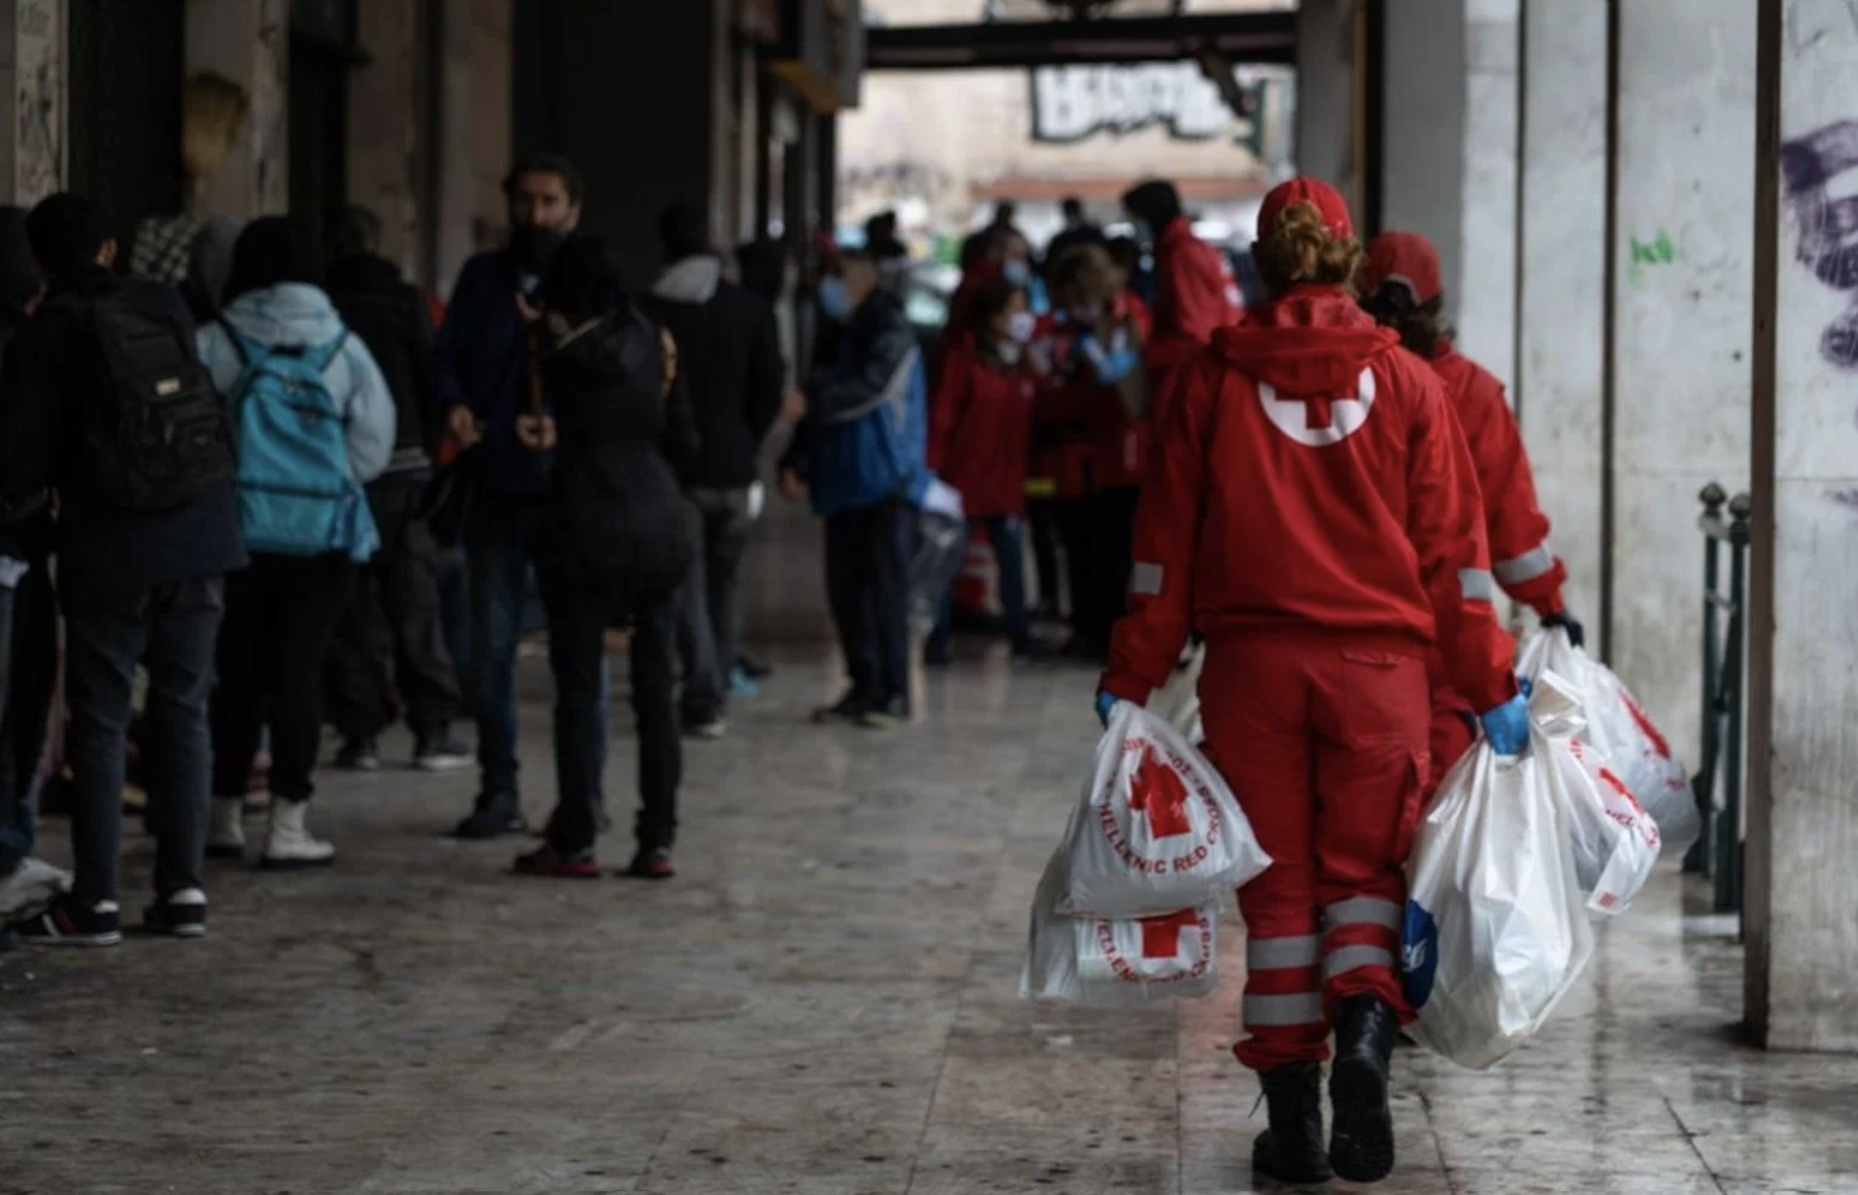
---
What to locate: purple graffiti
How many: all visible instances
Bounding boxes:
[1781,120,1858,368]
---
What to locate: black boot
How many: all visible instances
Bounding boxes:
[1251,1061,1332,1185]
[1329,993,1400,1183]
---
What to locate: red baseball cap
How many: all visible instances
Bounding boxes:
[1255,177,1354,243]
[1361,231,1443,304]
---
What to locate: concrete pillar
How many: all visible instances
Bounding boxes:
[1516,0,1608,628]
[429,0,509,296]
[1379,0,1520,386]
[1745,0,1858,1052]
[1294,0,1363,211]
[185,0,287,221]
[347,0,425,277]
[1608,0,1756,762]
[0,0,67,206]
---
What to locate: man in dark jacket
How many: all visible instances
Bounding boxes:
[779,250,928,729]
[437,153,597,839]
[644,204,785,738]
[322,206,468,774]
[1,194,246,945]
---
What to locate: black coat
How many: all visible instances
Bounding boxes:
[537,308,699,604]
[326,253,437,474]
[643,257,785,490]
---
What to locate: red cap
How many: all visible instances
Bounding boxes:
[1256,177,1354,243]
[1361,231,1443,304]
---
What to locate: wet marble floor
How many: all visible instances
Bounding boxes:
[3,645,1855,1194]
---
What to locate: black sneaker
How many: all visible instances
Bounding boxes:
[142,889,208,939]
[9,895,122,947]
[811,690,872,724]
[858,696,911,730]
[414,733,473,773]
[453,794,527,840]
[624,847,677,881]
[335,737,381,772]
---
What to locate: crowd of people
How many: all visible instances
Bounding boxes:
[0,142,1579,1187]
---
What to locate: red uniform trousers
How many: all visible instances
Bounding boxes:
[1427,688,1478,797]
[1199,632,1430,1072]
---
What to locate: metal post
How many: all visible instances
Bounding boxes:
[1718,493,1751,919]
[1690,483,1726,873]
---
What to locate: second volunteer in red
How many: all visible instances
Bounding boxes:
[1360,231,1580,786]
[1097,179,1527,1187]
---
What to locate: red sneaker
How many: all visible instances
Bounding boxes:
[625,849,676,881]
[512,846,600,879]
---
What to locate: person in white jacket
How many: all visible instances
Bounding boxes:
[194,217,396,869]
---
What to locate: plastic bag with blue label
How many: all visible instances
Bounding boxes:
[1402,676,1595,1069]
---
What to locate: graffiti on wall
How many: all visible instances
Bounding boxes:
[14,0,64,206]
[1780,119,1858,370]
[1031,62,1264,152]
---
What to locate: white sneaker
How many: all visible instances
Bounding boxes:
[262,799,335,869]
[207,797,246,859]
[0,857,72,918]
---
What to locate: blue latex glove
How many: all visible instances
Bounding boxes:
[1479,693,1531,755]
[1092,346,1143,385]
[1095,690,1119,728]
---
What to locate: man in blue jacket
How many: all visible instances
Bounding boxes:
[438,154,598,838]
[779,249,928,729]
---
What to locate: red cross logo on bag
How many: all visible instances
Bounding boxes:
[1139,908,1201,959]
[1128,747,1193,839]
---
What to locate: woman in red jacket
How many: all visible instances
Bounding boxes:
[1360,231,1580,789]
[1122,179,1243,414]
[1097,179,1526,1187]
[926,277,1039,661]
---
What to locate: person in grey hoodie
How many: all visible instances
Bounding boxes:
[643,204,785,737]
[195,217,396,870]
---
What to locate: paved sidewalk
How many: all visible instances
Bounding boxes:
[2,649,1854,1194]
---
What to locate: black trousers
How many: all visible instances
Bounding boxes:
[211,553,355,803]
[324,478,462,741]
[537,565,681,856]
[1027,498,1064,617]
[824,498,913,706]
[1066,487,1140,650]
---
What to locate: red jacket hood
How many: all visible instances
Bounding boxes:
[1213,285,1400,396]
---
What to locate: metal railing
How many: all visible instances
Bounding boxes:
[1690,483,1750,917]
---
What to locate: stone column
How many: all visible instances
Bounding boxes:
[1516,0,1608,629]
[185,0,288,220]
[1608,0,1756,761]
[347,0,425,277]
[0,0,67,205]
[1744,0,1858,1052]
[1294,0,1363,214]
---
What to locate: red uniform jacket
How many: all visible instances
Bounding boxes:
[1430,345,1567,617]
[928,344,1037,518]
[1102,286,1516,712]
[1026,314,1093,500]
[1144,217,1242,413]
[1082,292,1154,493]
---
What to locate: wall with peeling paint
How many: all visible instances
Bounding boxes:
[1609,0,1757,766]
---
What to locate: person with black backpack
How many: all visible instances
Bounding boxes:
[509,235,700,881]
[195,217,396,872]
[0,193,245,946]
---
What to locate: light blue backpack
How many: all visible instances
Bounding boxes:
[225,327,379,562]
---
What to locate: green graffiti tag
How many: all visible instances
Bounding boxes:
[1629,231,1677,266]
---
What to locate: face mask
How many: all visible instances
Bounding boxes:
[995,340,1024,367]
[510,222,566,273]
[818,275,853,321]
[1007,311,1037,343]
[1003,260,1032,287]
[1132,219,1154,243]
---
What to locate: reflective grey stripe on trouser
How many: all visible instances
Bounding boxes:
[1458,568,1498,603]
[1323,944,1397,982]
[1247,934,1321,972]
[1322,897,1403,933]
[1494,544,1556,586]
[1243,993,1326,1027]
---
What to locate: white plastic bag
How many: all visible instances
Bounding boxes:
[908,477,967,631]
[1059,702,1270,919]
[1529,671,1663,915]
[1149,641,1205,744]
[1021,852,1219,1007]
[1518,628,1701,851]
[1403,682,1595,1069]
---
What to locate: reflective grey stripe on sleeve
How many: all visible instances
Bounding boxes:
[1494,544,1556,585]
[1130,562,1164,596]
[1458,568,1498,603]
[1322,944,1397,981]
[1322,897,1403,933]
[1243,993,1327,1027]
[1246,935,1322,971]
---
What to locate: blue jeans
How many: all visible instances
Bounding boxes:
[929,516,1031,654]
[469,500,607,797]
[0,567,56,875]
[63,575,224,903]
